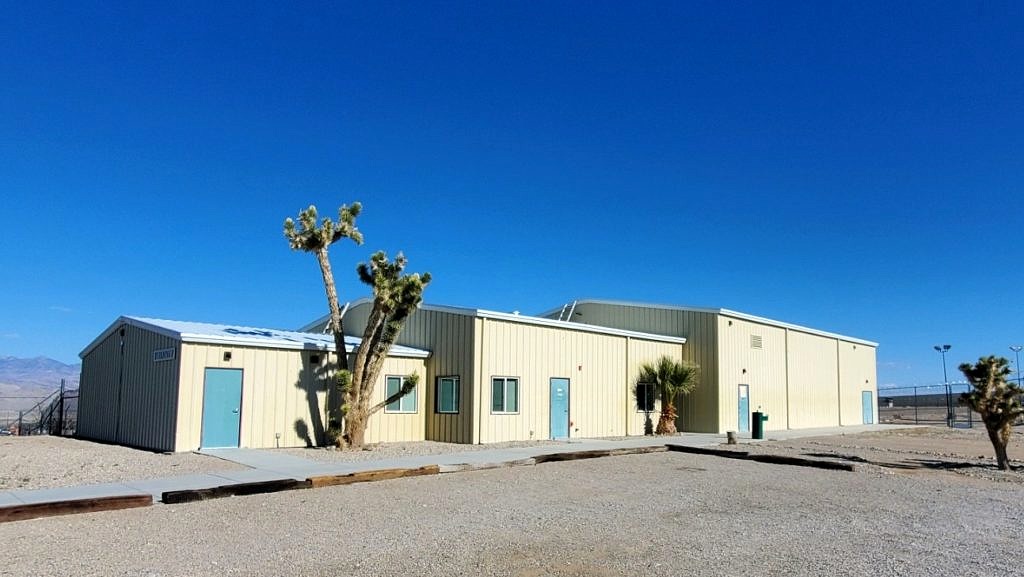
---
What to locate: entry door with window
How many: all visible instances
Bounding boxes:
[201,368,243,449]
[550,378,570,439]
[862,390,874,424]
[738,384,750,433]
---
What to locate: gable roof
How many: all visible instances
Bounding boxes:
[539,298,878,347]
[80,316,431,359]
[300,299,687,345]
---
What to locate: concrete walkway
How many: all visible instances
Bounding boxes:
[1,424,907,510]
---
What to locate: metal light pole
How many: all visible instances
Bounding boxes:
[934,345,952,427]
[1011,346,1023,386]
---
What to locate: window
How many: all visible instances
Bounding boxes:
[436,376,460,414]
[491,377,519,413]
[636,382,655,412]
[385,376,416,413]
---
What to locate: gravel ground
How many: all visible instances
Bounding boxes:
[740,426,1024,484]
[0,436,245,491]
[279,439,563,463]
[2,448,1021,576]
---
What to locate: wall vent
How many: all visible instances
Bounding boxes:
[750,335,763,349]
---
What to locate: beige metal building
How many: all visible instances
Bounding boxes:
[540,299,878,434]
[303,301,687,444]
[79,309,685,451]
[78,296,875,451]
[77,317,430,452]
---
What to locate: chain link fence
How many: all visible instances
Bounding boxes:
[0,380,78,436]
[877,383,978,427]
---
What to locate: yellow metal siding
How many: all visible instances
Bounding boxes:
[626,339,686,436]
[365,357,428,444]
[786,331,840,428]
[717,316,789,432]
[176,344,426,451]
[78,323,180,452]
[474,319,680,442]
[839,342,877,425]
[569,302,719,433]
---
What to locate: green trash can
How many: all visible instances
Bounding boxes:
[752,411,768,440]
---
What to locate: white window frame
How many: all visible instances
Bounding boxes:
[491,376,520,414]
[384,375,416,414]
[436,376,460,414]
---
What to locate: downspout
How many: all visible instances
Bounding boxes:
[113,325,126,443]
[784,328,790,430]
[835,339,842,426]
[476,317,486,444]
[624,336,630,435]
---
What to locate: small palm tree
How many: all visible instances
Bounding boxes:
[960,355,1023,471]
[636,356,700,435]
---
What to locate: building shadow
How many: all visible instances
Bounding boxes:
[801,451,1019,472]
[293,353,332,447]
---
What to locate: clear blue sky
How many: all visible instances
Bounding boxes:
[1,2,1021,389]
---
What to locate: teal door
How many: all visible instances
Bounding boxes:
[738,385,750,433]
[550,378,570,439]
[201,368,242,449]
[862,390,874,424]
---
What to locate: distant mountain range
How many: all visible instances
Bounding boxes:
[0,356,80,413]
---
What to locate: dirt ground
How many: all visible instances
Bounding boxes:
[742,425,1024,484]
[0,436,245,490]
[2,429,1021,576]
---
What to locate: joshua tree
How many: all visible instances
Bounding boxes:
[284,203,363,372]
[636,355,700,435]
[285,203,429,449]
[959,355,1023,471]
[342,251,430,448]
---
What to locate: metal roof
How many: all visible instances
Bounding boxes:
[300,299,687,345]
[540,298,878,347]
[80,316,432,359]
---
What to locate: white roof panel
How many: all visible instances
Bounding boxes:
[80,316,431,359]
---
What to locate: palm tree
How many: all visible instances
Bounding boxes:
[636,356,700,435]
[960,355,1023,471]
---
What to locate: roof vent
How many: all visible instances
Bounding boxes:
[750,335,763,350]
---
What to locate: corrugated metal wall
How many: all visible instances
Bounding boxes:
[175,344,428,451]
[567,302,719,433]
[786,331,841,428]
[717,316,789,432]
[78,322,181,452]
[473,318,680,443]
[626,338,686,435]
[344,302,476,443]
[838,341,877,425]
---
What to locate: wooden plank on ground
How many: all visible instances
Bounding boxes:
[607,446,669,456]
[533,449,612,463]
[666,444,855,471]
[307,465,440,489]
[162,478,312,504]
[0,494,152,524]
[666,444,751,458]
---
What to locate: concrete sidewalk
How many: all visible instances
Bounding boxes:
[0,424,908,510]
